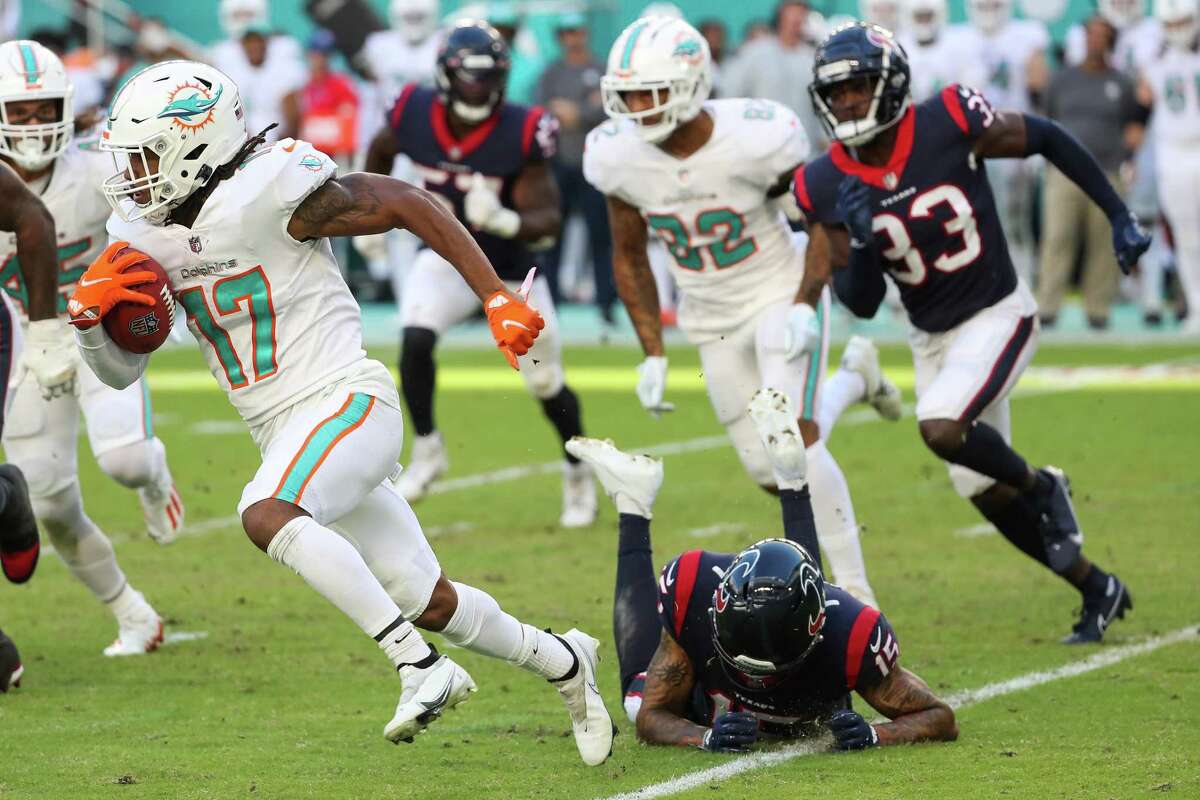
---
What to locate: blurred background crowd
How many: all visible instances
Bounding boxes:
[6,0,1198,338]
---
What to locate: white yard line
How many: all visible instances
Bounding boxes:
[597,625,1200,800]
[954,523,998,538]
[162,631,209,647]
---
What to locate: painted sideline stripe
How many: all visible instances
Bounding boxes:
[597,625,1200,800]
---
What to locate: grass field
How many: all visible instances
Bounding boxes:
[1,340,1198,799]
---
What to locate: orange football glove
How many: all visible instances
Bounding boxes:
[67,241,157,329]
[485,290,544,369]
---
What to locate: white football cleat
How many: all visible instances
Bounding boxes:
[385,651,477,743]
[553,628,615,766]
[565,437,662,518]
[840,336,902,421]
[104,588,164,657]
[560,460,598,528]
[748,389,807,490]
[396,432,449,503]
[140,483,184,545]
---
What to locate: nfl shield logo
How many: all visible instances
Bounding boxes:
[189,236,202,254]
[884,172,898,190]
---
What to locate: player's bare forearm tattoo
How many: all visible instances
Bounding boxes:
[859,667,958,746]
[608,195,663,356]
[291,176,380,232]
[636,631,708,748]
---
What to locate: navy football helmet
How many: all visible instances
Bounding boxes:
[809,22,911,146]
[436,20,511,123]
[709,539,827,691]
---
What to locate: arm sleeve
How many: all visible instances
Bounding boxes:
[74,323,148,390]
[833,246,888,319]
[1023,113,1127,220]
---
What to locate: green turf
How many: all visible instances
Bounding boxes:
[1,342,1197,799]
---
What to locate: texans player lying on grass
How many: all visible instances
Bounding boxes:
[364,21,597,528]
[567,390,957,753]
[0,151,71,693]
[793,24,1151,643]
[64,60,614,764]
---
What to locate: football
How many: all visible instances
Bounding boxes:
[101,247,175,354]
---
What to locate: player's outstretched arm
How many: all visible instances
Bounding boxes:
[855,666,958,747]
[607,195,662,357]
[287,173,507,301]
[506,161,562,242]
[0,162,58,322]
[974,108,1149,273]
[635,630,708,748]
[363,126,400,176]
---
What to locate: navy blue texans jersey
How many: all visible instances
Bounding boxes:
[385,84,559,281]
[795,84,1017,333]
[656,550,899,736]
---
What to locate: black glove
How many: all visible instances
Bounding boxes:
[836,175,875,250]
[827,709,879,751]
[1110,210,1152,275]
[699,711,760,753]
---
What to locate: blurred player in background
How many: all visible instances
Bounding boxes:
[900,0,986,102]
[365,21,597,527]
[797,24,1149,643]
[209,0,305,143]
[567,390,957,752]
[69,59,613,760]
[859,0,903,34]
[1140,0,1200,335]
[958,0,1049,286]
[587,16,898,605]
[1066,0,1163,74]
[0,41,179,656]
[0,97,79,688]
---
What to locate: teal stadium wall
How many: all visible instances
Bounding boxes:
[19,0,1106,53]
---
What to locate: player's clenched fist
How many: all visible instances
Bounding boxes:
[67,241,157,329]
[485,291,544,369]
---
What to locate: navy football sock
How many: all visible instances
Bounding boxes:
[400,327,438,437]
[780,487,824,575]
[614,514,661,694]
[539,386,585,463]
[947,422,1031,490]
[975,495,1050,568]
[1080,563,1112,597]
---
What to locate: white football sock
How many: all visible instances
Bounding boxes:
[805,441,873,601]
[817,371,867,446]
[267,516,416,651]
[440,581,575,680]
[106,583,155,622]
[36,484,127,604]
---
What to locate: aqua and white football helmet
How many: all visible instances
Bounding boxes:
[601,16,712,144]
[1100,0,1146,29]
[1156,0,1199,49]
[967,0,1012,34]
[391,0,440,43]
[101,61,248,224]
[906,0,948,43]
[0,40,74,171]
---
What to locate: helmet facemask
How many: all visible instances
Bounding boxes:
[441,62,507,122]
[601,72,708,143]
[811,69,909,147]
[0,93,74,171]
[100,130,194,224]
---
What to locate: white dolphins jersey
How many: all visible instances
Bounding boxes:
[107,139,390,428]
[209,37,306,143]
[1143,46,1200,157]
[583,99,809,342]
[0,138,111,331]
[361,31,439,108]
[958,20,1050,114]
[902,26,988,103]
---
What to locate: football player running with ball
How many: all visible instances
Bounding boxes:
[364,21,597,527]
[584,16,899,605]
[68,60,613,763]
[567,389,957,752]
[0,41,183,657]
[795,24,1150,643]
[0,123,73,689]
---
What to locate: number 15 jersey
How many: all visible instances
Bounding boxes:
[108,139,393,430]
[583,99,809,343]
[795,85,1017,333]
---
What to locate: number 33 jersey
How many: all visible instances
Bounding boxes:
[108,139,390,429]
[583,99,810,342]
[796,85,1017,333]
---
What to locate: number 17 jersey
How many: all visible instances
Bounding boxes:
[795,85,1016,333]
[583,98,810,343]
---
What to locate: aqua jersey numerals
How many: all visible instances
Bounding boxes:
[177,266,278,390]
[1163,73,1200,113]
[0,237,93,314]
[647,208,758,272]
